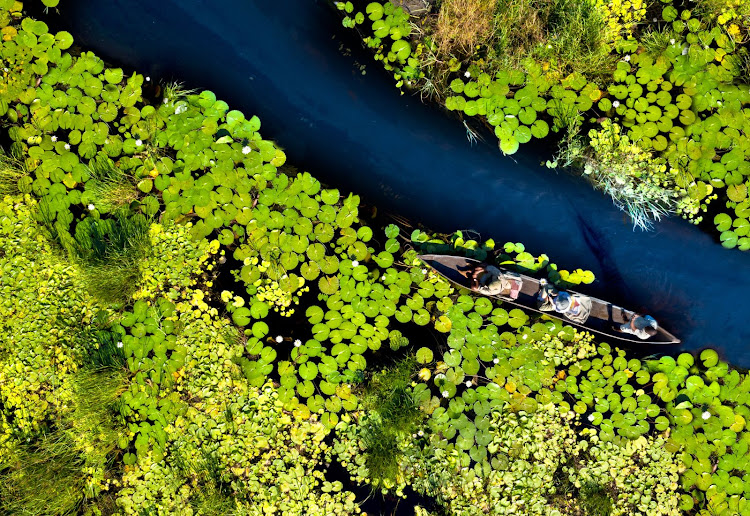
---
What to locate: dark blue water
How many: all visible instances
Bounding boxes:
[53,0,749,364]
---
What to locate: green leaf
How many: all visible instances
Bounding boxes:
[700,348,719,367]
[318,276,339,295]
[321,188,339,205]
[499,136,519,155]
[104,68,124,84]
[720,230,738,249]
[232,307,252,327]
[366,2,384,20]
[417,347,434,364]
[299,362,318,381]
[251,321,269,338]
[55,31,74,50]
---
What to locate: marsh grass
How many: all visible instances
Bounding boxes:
[69,211,150,303]
[0,150,28,196]
[36,196,73,250]
[0,432,86,515]
[579,481,614,515]
[550,125,676,230]
[541,0,614,77]
[87,161,138,213]
[85,329,128,369]
[360,357,423,484]
[0,367,128,515]
[70,367,128,433]
[173,442,242,515]
[433,0,497,58]
[162,80,198,104]
[726,47,750,83]
[641,28,674,58]
[428,0,615,80]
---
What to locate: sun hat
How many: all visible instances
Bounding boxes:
[553,291,572,311]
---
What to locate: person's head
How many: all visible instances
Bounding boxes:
[553,292,572,312]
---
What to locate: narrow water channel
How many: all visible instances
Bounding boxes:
[51,0,750,365]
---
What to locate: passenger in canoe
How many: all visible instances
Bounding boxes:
[468,264,522,299]
[618,314,658,339]
[537,280,592,324]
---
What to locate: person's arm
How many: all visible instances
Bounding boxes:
[470,266,484,288]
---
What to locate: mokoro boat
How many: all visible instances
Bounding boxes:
[419,254,680,345]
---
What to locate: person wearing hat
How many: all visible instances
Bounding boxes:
[537,280,592,324]
[469,264,522,299]
[619,314,658,339]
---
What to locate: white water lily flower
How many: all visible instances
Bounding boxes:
[242,146,251,155]
[612,100,620,108]
[653,18,657,22]
[465,380,472,388]
[588,414,594,422]
[623,55,631,62]
[116,341,123,348]
[464,70,471,78]
[702,411,711,420]
[441,390,450,398]
[417,430,424,437]
[51,136,57,142]
[670,39,675,44]
[422,268,427,274]
[294,339,302,347]
[146,76,151,81]
[135,139,142,146]
[275,335,283,343]
[352,260,359,267]
[87,204,95,211]
[493,358,499,364]
[64,143,70,150]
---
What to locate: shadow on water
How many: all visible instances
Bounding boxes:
[47,1,750,361]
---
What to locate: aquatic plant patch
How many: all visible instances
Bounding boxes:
[4,2,750,514]
[335,0,750,238]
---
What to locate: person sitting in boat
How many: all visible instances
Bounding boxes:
[470,264,522,299]
[618,314,658,339]
[537,280,592,324]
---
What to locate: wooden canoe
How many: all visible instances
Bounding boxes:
[418,254,680,345]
